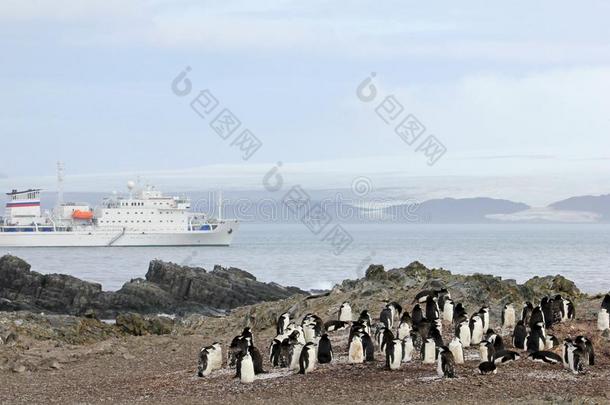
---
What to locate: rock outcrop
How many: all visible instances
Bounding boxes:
[0,255,306,318]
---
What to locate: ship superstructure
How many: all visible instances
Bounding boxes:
[0,166,237,247]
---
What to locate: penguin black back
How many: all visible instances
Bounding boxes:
[317,334,333,364]
[361,333,375,361]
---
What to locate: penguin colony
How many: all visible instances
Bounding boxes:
[197,292,610,383]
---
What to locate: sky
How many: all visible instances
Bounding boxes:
[1,0,610,206]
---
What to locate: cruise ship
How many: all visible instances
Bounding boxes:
[0,167,238,247]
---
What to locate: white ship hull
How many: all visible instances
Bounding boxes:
[0,221,238,247]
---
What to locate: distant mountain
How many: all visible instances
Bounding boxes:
[407,197,530,224]
[549,194,610,222]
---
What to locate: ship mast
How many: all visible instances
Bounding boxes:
[56,161,65,208]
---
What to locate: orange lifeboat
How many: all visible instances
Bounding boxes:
[72,210,94,220]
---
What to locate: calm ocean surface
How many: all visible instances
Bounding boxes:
[2,224,609,293]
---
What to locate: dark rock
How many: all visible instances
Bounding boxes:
[115,313,174,336]
[0,255,307,318]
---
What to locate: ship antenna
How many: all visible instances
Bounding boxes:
[57,161,65,208]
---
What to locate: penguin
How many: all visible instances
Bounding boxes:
[279,338,291,368]
[249,344,265,374]
[478,361,497,375]
[521,302,534,326]
[276,312,290,336]
[324,320,350,333]
[453,303,467,326]
[397,319,412,340]
[437,288,451,310]
[269,339,282,367]
[566,343,585,374]
[338,302,352,322]
[469,314,484,345]
[302,323,317,343]
[200,342,222,373]
[565,298,576,320]
[401,336,414,363]
[562,338,572,368]
[361,332,375,362]
[479,341,495,362]
[348,333,364,364]
[529,306,545,330]
[429,326,444,348]
[289,328,306,346]
[380,307,393,329]
[598,308,610,331]
[448,337,464,364]
[412,304,424,326]
[359,310,373,327]
[502,303,516,331]
[299,342,317,374]
[422,337,436,364]
[425,296,440,321]
[527,351,562,364]
[493,350,520,365]
[456,320,471,348]
[385,338,402,370]
[512,320,528,350]
[380,328,395,354]
[387,301,403,324]
[600,294,610,331]
[237,348,255,384]
[485,330,504,351]
[479,306,490,332]
[602,293,610,312]
[550,296,564,325]
[374,324,387,350]
[289,342,304,371]
[544,334,560,350]
[437,346,456,378]
[540,297,554,328]
[317,334,333,364]
[526,324,546,353]
[197,347,213,377]
[414,289,435,303]
[574,336,594,366]
[442,298,454,323]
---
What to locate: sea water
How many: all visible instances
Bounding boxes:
[2,223,609,293]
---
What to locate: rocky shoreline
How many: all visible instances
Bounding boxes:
[0,256,608,403]
[0,255,306,318]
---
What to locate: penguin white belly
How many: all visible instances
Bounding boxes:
[544,336,554,350]
[339,308,352,322]
[303,326,315,343]
[503,309,516,331]
[397,323,411,340]
[443,303,454,323]
[423,342,436,364]
[290,344,304,370]
[210,348,222,370]
[436,356,444,377]
[479,344,489,362]
[449,340,464,364]
[389,343,402,370]
[348,340,364,364]
[598,309,610,331]
[402,339,414,363]
[471,324,483,344]
[240,355,255,384]
[459,325,471,348]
